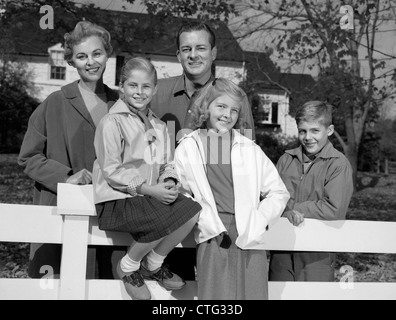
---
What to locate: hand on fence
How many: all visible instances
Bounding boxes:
[283,210,305,226]
[65,169,92,185]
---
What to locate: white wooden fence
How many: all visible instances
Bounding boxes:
[1,183,396,300]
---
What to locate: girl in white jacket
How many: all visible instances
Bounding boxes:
[175,78,290,300]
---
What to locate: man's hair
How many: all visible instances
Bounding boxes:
[64,21,113,63]
[295,100,333,127]
[176,21,216,49]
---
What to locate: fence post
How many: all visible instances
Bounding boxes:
[57,183,97,300]
[385,158,389,175]
[58,215,90,300]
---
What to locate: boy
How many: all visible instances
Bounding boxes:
[269,101,354,281]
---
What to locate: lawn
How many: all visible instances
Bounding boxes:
[1,153,396,282]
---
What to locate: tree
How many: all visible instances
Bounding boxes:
[0,0,89,152]
[379,119,396,161]
[2,0,394,183]
[227,0,396,184]
[125,0,396,185]
[0,60,39,152]
[1,0,236,61]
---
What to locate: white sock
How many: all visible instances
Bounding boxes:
[145,250,166,272]
[120,255,141,273]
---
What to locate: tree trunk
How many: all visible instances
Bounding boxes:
[345,144,358,192]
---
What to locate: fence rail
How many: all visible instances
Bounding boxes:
[1,183,396,300]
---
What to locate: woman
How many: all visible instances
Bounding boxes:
[18,21,119,279]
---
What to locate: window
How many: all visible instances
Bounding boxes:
[271,102,279,124]
[257,98,272,123]
[50,67,66,80]
[253,95,279,125]
[49,50,66,80]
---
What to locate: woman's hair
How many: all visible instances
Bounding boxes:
[119,56,158,86]
[64,21,113,63]
[295,100,333,127]
[186,78,250,132]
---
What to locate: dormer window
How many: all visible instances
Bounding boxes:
[49,49,66,80]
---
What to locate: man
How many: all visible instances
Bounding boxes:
[150,21,255,280]
[151,22,255,147]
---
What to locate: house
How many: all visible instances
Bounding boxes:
[243,51,316,138]
[6,7,314,138]
[9,10,245,101]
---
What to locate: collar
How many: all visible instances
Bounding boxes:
[109,99,157,119]
[61,81,81,99]
[172,74,215,97]
[62,80,119,102]
[180,128,252,148]
[60,81,118,128]
[286,140,340,162]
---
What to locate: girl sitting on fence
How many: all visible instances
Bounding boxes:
[92,57,202,300]
[174,78,290,300]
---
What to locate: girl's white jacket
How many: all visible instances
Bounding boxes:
[174,129,290,250]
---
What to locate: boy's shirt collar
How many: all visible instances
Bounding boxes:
[286,140,340,163]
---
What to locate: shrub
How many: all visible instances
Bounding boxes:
[0,61,39,153]
[255,131,298,164]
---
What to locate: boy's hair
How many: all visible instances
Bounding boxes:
[176,21,216,49]
[64,21,113,63]
[295,101,333,127]
[119,56,158,86]
[186,78,250,132]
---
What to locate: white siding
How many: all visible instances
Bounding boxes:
[150,54,245,85]
[18,55,118,102]
[284,106,298,138]
[215,62,245,85]
[150,56,183,79]
[22,54,245,101]
[14,51,296,138]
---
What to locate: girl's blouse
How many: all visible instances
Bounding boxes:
[200,130,235,214]
[92,99,176,204]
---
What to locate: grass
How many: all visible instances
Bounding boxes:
[335,173,396,282]
[1,154,396,282]
[0,154,33,278]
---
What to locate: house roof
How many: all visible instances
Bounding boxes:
[9,7,244,62]
[243,51,316,95]
[269,72,316,94]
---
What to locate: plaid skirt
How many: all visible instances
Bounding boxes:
[95,194,201,243]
